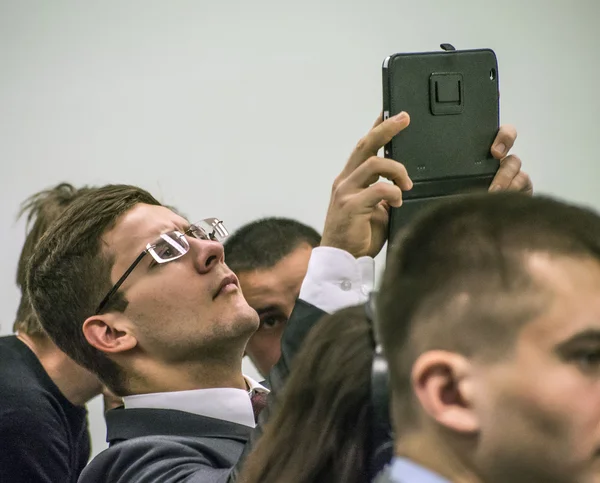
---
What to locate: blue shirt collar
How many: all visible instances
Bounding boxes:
[389,457,451,483]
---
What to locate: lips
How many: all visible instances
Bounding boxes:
[214,274,239,299]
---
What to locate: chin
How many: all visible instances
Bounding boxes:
[213,293,259,336]
[228,301,260,334]
[239,306,260,333]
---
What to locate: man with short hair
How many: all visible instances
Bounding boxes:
[27,112,528,482]
[376,192,600,483]
[0,183,104,483]
[224,217,321,375]
[27,112,409,482]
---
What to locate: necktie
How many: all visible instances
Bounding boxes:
[250,390,267,423]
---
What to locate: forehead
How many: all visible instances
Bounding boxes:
[103,203,188,260]
[238,244,312,302]
[519,253,600,345]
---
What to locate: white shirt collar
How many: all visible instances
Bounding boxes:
[122,375,268,428]
[244,375,267,393]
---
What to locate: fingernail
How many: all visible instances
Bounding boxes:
[494,143,506,155]
[489,184,501,192]
[394,111,407,122]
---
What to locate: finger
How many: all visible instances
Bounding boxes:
[342,156,413,192]
[372,201,391,232]
[379,200,391,214]
[349,181,404,210]
[372,112,384,129]
[489,154,522,192]
[491,124,518,159]
[343,112,411,177]
[508,171,533,195]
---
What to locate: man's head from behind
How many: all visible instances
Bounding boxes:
[28,184,258,396]
[378,192,600,483]
[224,217,320,375]
[14,183,94,336]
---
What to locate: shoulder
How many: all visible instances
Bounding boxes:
[0,404,67,446]
[0,407,73,483]
[0,338,47,397]
[81,435,242,483]
[0,362,68,450]
[0,342,34,381]
[0,372,59,423]
[0,338,62,415]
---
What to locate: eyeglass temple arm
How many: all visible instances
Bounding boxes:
[94,251,148,315]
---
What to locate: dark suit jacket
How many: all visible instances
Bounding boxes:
[372,467,397,483]
[79,300,326,483]
[228,299,325,481]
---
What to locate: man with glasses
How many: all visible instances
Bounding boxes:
[27,112,529,482]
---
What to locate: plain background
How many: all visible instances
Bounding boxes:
[1,0,598,458]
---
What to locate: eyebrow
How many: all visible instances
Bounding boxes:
[254,306,283,317]
[147,223,189,243]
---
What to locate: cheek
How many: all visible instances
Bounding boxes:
[248,329,284,355]
[283,298,298,319]
[247,330,282,361]
[246,331,283,374]
[131,270,211,313]
[522,369,600,443]
[486,363,600,466]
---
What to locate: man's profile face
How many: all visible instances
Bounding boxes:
[101,203,259,364]
[238,243,313,376]
[472,253,600,483]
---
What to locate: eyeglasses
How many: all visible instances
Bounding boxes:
[94,218,229,315]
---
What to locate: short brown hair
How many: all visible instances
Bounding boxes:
[377,192,600,430]
[14,183,94,336]
[27,184,161,393]
[240,305,372,483]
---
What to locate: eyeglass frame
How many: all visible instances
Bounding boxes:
[94,217,228,315]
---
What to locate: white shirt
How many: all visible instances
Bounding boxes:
[122,246,374,428]
[298,246,374,313]
[123,375,267,428]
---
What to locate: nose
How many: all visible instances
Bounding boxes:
[190,239,224,274]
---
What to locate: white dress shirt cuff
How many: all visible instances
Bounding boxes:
[299,246,375,314]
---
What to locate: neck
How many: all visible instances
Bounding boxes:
[396,431,481,483]
[16,332,102,406]
[125,353,247,395]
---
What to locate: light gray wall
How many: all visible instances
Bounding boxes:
[1,0,598,458]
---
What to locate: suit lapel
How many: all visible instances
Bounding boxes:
[106,407,252,445]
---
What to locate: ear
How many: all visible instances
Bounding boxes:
[82,314,138,355]
[411,350,478,434]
